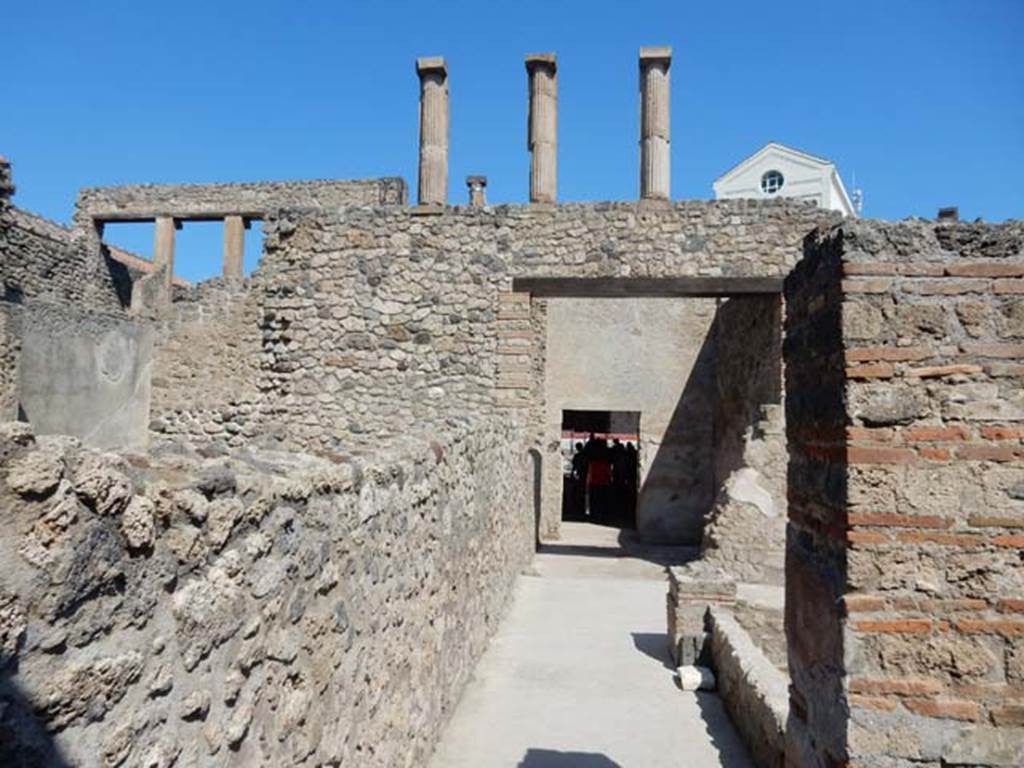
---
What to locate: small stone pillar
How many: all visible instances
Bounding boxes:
[525,53,557,203]
[222,215,245,279]
[666,567,736,666]
[466,175,487,207]
[639,46,671,200]
[153,215,176,293]
[416,56,449,207]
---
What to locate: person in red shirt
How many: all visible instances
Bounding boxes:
[584,434,612,521]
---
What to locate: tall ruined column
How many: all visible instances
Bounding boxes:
[526,53,557,203]
[639,46,671,200]
[153,215,176,293]
[416,57,449,207]
[222,215,245,279]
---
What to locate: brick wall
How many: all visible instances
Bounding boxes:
[784,219,1024,767]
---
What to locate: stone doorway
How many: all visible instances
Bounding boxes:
[560,409,640,529]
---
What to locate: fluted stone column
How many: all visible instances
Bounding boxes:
[466,175,487,207]
[416,57,449,207]
[222,215,245,279]
[153,215,176,292]
[639,46,671,200]
[526,52,557,203]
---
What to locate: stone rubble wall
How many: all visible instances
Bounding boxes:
[708,607,789,768]
[784,218,1024,767]
[1,205,131,314]
[0,414,533,767]
[701,295,787,582]
[256,199,833,453]
[148,280,264,449]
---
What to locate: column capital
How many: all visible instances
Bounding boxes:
[525,52,557,72]
[416,56,447,76]
[639,46,672,66]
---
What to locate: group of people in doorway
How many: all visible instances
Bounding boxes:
[567,434,638,527]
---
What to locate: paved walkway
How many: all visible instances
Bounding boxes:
[429,523,754,768]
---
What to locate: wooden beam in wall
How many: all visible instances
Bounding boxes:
[511,276,783,298]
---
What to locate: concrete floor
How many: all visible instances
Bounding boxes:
[429,523,754,768]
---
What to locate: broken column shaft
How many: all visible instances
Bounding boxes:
[416,57,449,206]
[639,46,672,200]
[526,53,557,203]
[222,215,245,279]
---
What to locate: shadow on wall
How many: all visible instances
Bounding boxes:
[636,312,716,544]
[529,448,543,549]
[640,296,781,545]
[779,229,850,765]
[711,296,783,495]
[0,666,71,767]
[99,244,134,310]
[517,749,623,767]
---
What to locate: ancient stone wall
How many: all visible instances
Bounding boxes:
[702,296,787,582]
[1,206,131,312]
[784,219,1024,767]
[0,159,136,430]
[0,415,532,767]
[149,280,264,449]
[257,200,833,541]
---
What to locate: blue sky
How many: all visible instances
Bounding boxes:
[5,0,1022,280]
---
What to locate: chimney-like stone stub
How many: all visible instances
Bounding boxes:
[466,175,487,207]
[525,52,557,204]
[0,155,15,201]
[639,45,672,201]
[416,56,449,208]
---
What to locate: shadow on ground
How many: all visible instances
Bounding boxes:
[694,691,756,768]
[517,749,623,767]
[630,631,675,671]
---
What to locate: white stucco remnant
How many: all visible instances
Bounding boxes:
[725,466,775,518]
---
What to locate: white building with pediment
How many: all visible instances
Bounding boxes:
[713,142,859,217]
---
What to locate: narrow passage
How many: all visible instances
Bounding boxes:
[429,523,754,768]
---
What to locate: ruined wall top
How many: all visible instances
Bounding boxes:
[75,176,407,222]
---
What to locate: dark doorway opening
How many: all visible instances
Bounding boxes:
[561,410,640,529]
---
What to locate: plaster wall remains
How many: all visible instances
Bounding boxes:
[543,297,716,543]
[784,218,1024,768]
[15,304,153,450]
[0,415,532,767]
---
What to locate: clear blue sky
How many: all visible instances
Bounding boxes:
[5,0,1022,280]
